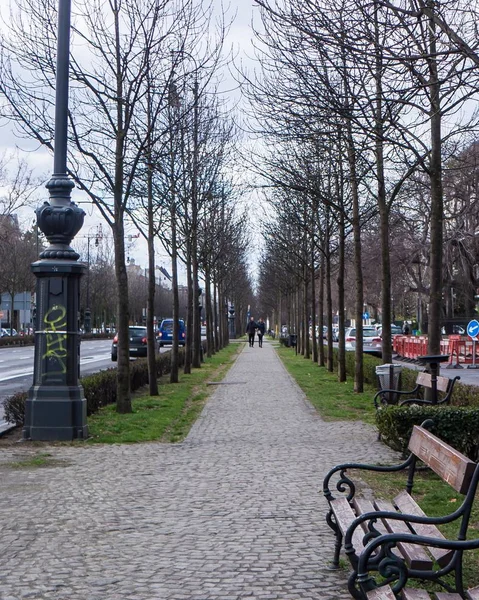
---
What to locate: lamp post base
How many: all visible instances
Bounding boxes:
[23,257,88,441]
[23,385,88,441]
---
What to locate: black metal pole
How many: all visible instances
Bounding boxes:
[23,0,88,441]
[84,236,91,333]
[53,0,71,176]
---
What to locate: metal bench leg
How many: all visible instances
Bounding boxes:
[348,570,366,599]
[326,509,343,569]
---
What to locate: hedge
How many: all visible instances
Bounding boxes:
[376,404,479,460]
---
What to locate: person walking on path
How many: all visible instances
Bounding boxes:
[246,316,257,347]
[257,317,266,347]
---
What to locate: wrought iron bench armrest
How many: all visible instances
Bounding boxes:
[373,385,422,409]
[323,458,412,503]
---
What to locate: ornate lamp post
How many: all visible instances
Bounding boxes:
[23,0,88,441]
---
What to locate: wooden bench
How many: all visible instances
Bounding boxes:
[322,421,479,599]
[373,372,460,409]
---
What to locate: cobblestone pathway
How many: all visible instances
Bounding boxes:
[0,340,399,600]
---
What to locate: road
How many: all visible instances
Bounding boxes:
[0,338,160,429]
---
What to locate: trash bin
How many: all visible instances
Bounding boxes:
[289,334,297,348]
[375,364,402,404]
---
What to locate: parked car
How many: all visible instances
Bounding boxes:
[441,325,466,335]
[1,328,17,337]
[377,324,402,339]
[157,319,186,347]
[345,326,382,354]
[111,326,157,361]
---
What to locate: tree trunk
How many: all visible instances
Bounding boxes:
[374,0,392,365]
[326,220,334,373]
[146,86,158,396]
[184,251,193,374]
[337,205,347,382]
[427,2,443,356]
[311,253,318,364]
[113,4,131,414]
[213,276,219,352]
[303,269,310,359]
[114,219,131,413]
[191,79,201,369]
[170,202,180,384]
[205,265,213,357]
[318,254,325,367]
[346,123,364,393]
[146,193,158,395]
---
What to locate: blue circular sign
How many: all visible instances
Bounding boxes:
[467,320,479,339]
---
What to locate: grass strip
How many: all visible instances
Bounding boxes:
[86,343,242,444]
[275,345,377,424]
[7,452,68,469]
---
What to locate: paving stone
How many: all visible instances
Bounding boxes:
[0,340,399,599]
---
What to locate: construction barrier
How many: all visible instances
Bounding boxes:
[393,335,479,367]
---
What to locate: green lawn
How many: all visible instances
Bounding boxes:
[276,345,377,424]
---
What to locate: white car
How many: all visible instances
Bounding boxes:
[1,328,17,337]
[345,326,382,354]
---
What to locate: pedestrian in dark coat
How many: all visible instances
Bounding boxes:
[246,317,257,347]
[257,318,266,348]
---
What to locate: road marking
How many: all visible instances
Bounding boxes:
[0,354,110,382]
[0,369,33,382]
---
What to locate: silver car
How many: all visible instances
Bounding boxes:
[345,326,382,354]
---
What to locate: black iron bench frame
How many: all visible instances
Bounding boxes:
[373,371,460,409]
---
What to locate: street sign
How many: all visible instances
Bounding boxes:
[467,320,479,339]
[467,320,479,369]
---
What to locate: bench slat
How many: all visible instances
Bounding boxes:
[330,497,365,551]
[403,589,432,600]
[416,372,450,393]
[367,587,396,600]
[353,497,389,536]
[434,593,463,599]
[408,426,476,494]
[374,499,433,570]
[466,588,479,600]
[394,490,452,566]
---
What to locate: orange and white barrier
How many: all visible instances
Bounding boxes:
[393,335,479,366]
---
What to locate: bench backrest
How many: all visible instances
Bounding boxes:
[415,372,450,393]
[408,426,476,494]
